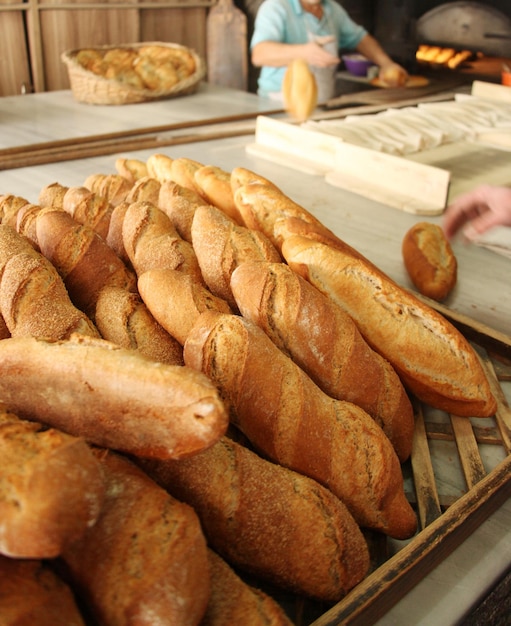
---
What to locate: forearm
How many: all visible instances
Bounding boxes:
[355,34,394,68]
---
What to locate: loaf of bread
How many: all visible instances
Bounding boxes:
[0,556,86,626]
[35,209,137,319]
[138,268,232,345]
[282,59,318,122]
[125,175,161,205]
[201,549,294,626]
[83,173,132,207]
[230,261,414,461]
[122,200,203,282]
[193,165,243,223]
[115,156,148,183]
[146,152,174,182]
[0,250,100,340]
[0,334,228,459]
[94,285,184,364]
[282,234,496,417]
[139,435,369,601]
[15,204,62,250]
[402,221,457,301]
[191,205,281,309]
[0,194,30,228]
[168,157,205,197]
[184,311,417,539]
[0,408,105,558]
[38,182,68,210]
[158,180,210,243]
[230,167,279,195]
[62,450,210,626]
[62,186,113,240]
[105,200,131,265]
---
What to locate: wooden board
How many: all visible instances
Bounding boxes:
[206,0,248,90]
[0,4,32,96]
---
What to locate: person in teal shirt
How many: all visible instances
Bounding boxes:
[251,0,407,100]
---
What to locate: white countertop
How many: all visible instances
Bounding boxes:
[0,86,510,625]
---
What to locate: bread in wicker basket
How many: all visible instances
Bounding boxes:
[61,42,206,105]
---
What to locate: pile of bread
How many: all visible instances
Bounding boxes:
[0,155,496,625]
[74,44,198,92]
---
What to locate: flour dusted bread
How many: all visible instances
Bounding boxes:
[62,450,210,626]
[139,436,369,601]
[0,409,105,559]
[231,261,414,461]
[282,235,496,417]
[0,334,228,459]
[62,186,113,240]
[158,180,210,243]
[184,311,417,539]
[402,221,457,301]
[0,556,86,626]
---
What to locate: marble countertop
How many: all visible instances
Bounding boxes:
[0,85,510,625]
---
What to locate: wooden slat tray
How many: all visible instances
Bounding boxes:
[259,302,511,625]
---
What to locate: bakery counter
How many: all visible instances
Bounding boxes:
[0,127,510,624]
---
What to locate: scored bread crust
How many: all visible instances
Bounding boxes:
[402,221,457,301]
[282,234,496,417]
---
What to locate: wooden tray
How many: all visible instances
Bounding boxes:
[261,300,511,625]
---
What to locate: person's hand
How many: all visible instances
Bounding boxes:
[304,39,340,68]
[378,62,408,87]
[442,185,511,241]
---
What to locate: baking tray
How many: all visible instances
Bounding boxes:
[260,299,511,625]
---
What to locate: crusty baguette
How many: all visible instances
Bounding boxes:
[125,175,161,205]
[35,209,137,319]
[146,152,174,182]
[105,200,131,265]
[0,408,105,558]
[15,203,62,250]
[184,311,417,539]
[0,251,100,340]
[230,167,279,194]
[193,165,243,223]
[201,549,294,626]
[83,173,132,207]
[62,186,113,240]
[191,205,281,309]
[0,194,30,227]
[402,221,457,301]
[158,180,210,243]
[230,261,414,461]
[138,268,232,345]
[0,334,228,459]
[95,284,183,364]
[0,223,38,273]
[139,435,369,601]
[115,156,148,183]
[38,182,69,210]
[282,235,496,417]
[62,450,210,626]
[122,200,203,282]
[0,556,86,626]
[168,157,206,196]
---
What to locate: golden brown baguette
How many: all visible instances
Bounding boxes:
[0,408,105,559]
[95,284,184,364]
[184,311,417,539]
[139,436,369,601]
[35,209,137,319]
[146,152,174,182]
[122,200,203,282]
[125,175,161,205]
[62,186,113,240]
[201,549,295,626]
[38,182,68,209]
[15,203,62,250]
[0,556,86,626]
[61,450,210,626]
[158,180,210,243]
[193,165,243,223]
[230,167,279,194]
[83,173,132,207]
[138,268,232,345]
[0,194,30,227]
[0,251,100,340]
[402,221,457,301]
[282,235,496,417]
[0,334,228,459]
[115,156,148,183]
[230,261,414,461]
[168,157,205,195]
[191,205,281,309]
[105,200,131,265]
[0,312,9,339]
[0,223,39,273]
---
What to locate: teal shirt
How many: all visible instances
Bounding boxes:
[251,0,367,96]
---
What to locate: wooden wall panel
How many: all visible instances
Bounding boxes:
[139,7,207,58]
[0,4,32,96]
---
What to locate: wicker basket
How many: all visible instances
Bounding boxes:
[61,42,206,105]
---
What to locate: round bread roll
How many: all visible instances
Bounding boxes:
[402,221,457,301]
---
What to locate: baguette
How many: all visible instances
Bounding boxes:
[0,194,30,227]
[402,221,457,301]
[146,152,174,182]
[183,311,417,539]
[62,186,113,240]
[168,157,206,197]
[38,182,68,210]
[122,200,203,282]
[0,223,39,273]
[201,549,295,626]
[62,450,210,626]
[139,436,369,601]
[35,209,137,319]
[83,173,132,207]
[282,235,496,417]
[193,165,243,223]
[0,408,105,559]
[138,268,232,345]
[0,556,86,626]
[115,156,149,183]
[0,251,100,340]
[125,175,161,205]
[158,180,210,243]
[0,334,228,459]
[15,203,62,250]
[105,200,131,265]
[230,261,414,461]
[94,285,184,364]
[191,205,281,309]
